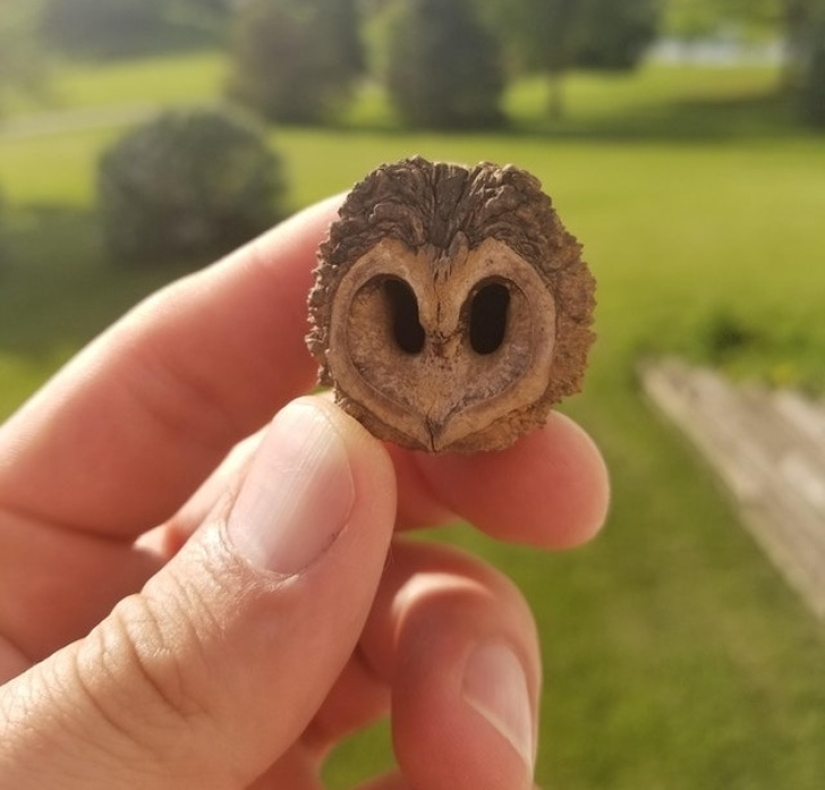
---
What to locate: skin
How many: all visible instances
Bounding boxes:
[0,197,610,790]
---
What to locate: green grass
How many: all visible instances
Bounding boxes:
[4,51,227,116]
[505,65,796,138]
[2,54,825,789]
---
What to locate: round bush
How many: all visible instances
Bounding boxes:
[98,107,286,264]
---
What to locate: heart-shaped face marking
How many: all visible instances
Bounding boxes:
[307,157,595,453]
[327,238,557,451]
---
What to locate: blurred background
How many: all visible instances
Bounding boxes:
[1,0,824,787]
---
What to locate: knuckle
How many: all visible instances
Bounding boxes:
[72,578,226,765]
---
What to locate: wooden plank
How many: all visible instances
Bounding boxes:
[641,359,825,622]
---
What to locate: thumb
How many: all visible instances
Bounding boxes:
[0,398,396,790]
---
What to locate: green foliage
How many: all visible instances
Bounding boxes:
[575,0,660,70]
[512,0,579,73]
[663,0,783,40]
[700,308,765,363]
[227,0,364,124]
[385,0,505,129]
[40,0,230,59]
[97,107,285,265]
[479,0,660,117]
[482,0,659,74]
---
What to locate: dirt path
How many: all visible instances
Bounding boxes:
[0,103,158,140]
[641,358,825,621]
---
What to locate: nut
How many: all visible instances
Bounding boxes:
[307,156,595,453]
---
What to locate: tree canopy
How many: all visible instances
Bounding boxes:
[386,0,505,129]
[663,0,783,40]
[480,0,661,116]
[663,0,825,127]
[227,0,364,124]
[40,0,231,59]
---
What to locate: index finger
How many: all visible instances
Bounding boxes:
[0,198,342,537]
[164,404,609,553]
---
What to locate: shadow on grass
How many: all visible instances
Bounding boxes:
[330,86,807,144]
[517,89,803,142]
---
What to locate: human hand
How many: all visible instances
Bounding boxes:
[0,198,609,789]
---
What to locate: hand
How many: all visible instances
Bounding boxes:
[0,198,609,789]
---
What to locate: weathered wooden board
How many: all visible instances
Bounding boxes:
[641,359,825,621]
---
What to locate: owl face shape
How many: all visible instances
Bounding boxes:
[307,157,595,453]
[325,237,557,452]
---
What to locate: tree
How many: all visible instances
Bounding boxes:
[227,0,364,124]
[386,0,505,129]
[800,11,825,127]
[575,0,660,71]
[663,0,782,41]
[782,0,825,94]
[662,0,825,129]
[41,0,167,58]
[480,0,660,118]
[40,0,231,59]
[97,107,286,264]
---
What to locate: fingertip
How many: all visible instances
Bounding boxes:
[304,395,398,517]
[543,411,611,545]
[246,194,344,261]
[409,411,610,548]
[388,566,539,790]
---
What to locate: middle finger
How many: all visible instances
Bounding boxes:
[308,538,541,790]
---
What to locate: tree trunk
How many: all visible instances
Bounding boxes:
[801,23,825,128]
[781,0,813,90]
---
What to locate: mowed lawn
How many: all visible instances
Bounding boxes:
[1,53,825,789]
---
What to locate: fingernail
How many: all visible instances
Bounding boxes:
[228,400,355,575]
[462,643,535,772]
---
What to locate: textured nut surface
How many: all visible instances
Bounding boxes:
[307,157,595,453]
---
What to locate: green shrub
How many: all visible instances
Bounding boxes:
[385,0,505,129]
[97,107,286,265]
[701,308,764,364]
[227,0,364,124]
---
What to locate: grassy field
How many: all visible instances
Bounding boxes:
[2,52,825,788]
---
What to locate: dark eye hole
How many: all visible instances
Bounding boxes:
[384,278,425,354]
[469,282,510,355]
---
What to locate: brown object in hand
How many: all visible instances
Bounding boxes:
[307,156,595,453]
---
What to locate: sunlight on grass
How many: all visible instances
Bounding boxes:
[0,129,117,205]
[5,51,227,116]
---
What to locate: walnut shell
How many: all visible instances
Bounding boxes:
[307,157,595,453]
